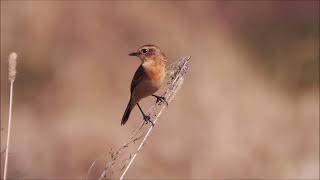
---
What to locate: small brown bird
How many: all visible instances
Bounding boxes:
[121,44,168,126]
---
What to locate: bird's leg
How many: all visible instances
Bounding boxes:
[152,95,168,106]
[137,103,154,126]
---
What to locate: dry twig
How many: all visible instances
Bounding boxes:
[87,56,190,179]
[3,52,18,180]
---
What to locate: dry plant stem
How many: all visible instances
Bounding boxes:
[3,83,14,180]
[96,56,190,180]
[118,77,186,180]
[119,113,156,180]
[4,52,17,180]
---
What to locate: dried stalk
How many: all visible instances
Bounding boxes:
[86,56,190,180]
[3,52,18,180]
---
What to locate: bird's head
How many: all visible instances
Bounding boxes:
[129,44,167,63]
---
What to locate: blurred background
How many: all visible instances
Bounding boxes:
[1,1,319,179]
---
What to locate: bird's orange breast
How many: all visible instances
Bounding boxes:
[143,62,165,89]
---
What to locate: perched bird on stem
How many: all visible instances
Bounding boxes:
[122,44,168,126]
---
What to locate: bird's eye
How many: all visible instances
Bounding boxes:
[141,48,149,54]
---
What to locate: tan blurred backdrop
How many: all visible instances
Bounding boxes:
[1,1,319,179]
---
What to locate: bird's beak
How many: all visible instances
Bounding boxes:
[129,51,141,56]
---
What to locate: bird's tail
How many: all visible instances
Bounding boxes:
[121,98,134,125]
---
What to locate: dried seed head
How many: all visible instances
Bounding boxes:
[8,52,17,82]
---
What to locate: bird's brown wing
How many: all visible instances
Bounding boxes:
[121,65,144,125]
[130,65,145,93]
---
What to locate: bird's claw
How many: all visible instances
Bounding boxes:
[154,96,168,106]
[143,115,154,126]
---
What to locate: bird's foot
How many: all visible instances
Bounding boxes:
[152,95,168,106]
[143,115,154,126]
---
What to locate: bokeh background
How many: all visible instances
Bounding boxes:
[1,1,319,179]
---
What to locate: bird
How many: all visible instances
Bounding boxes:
[121,44,168,126]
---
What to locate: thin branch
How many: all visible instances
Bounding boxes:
[87,56,190,180]
[3,52,18,180]
[119,56,190,180]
